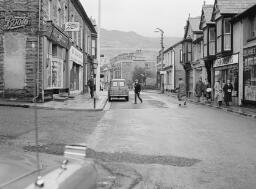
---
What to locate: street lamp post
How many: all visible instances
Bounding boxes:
[96,0,101,95]
[155,28,164,93]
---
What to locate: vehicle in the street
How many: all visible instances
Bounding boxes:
[108,79,129,101]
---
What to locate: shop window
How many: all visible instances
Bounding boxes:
[180,49,183,63]
[244,56,256,101]
[224,18,231,50]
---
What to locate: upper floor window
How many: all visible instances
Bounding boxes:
[92,38,96,57]
[249,15,256,39]
[216,19,222,53]
[48,0,52,20]
[223,18,231,50]
[180,49,183,63]
[209,27,216,56]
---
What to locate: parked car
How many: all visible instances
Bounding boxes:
[108,79,129,101]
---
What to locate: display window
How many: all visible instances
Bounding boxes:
[45,57,64,89]
[214,64,238,97]
[244,56,256,101]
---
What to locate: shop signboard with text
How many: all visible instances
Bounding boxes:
[213,54,239,68]
[69,46,83,66]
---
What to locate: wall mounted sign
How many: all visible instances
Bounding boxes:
[65,22,80,32]
[3,16,30,30]
[69,46,83,66]
[213,54,239,68]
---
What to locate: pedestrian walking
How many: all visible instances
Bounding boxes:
[87,75,94,98]
[205,80,212,102]
[134,79,143,104]
[223,79,233,106]
[176,78,187,106]
[195,77,205,102]
[214,81,223,107]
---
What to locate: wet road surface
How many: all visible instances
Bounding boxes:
[86,91,256,189]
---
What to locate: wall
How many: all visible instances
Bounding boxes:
[174,43,185,89]
[0,0,41,97]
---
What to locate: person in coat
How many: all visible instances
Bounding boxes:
[195,77,205,102]
[223,79,233,106]
[205,80,212,102]
[214,81,223,107]
[134,79,143,104]
[87,75,94,98]
[176,78,187,106]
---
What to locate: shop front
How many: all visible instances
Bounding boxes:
[213,54,239,105]
[243,46,256,104]
[42,22,69,100]
[69,46,83,95]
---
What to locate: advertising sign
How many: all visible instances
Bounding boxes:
[65,22,80,32]
[70,46,83,66]
[1,15,31,30]
[213,54,239,68]
[45,57,63,89]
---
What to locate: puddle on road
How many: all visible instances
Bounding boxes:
[23,144,200,167]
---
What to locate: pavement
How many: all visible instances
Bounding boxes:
[0,91,108,111]
[162,90,256,119]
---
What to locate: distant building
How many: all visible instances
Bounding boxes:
[110,50,157,87]
[163,41,185,91]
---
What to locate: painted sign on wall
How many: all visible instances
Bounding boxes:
[65,22,80,32]
[69,46,83,66]
[3,16,31,30]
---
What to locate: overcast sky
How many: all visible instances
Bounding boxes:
[81,0,214,38]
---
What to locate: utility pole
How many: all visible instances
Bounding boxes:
[155,28,164,93]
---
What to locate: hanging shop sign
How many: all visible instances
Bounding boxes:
[213,54,239,68]
[2,15,31,30]
[69,46,83,66]
[65,22,80,32]
[43,22,69,48]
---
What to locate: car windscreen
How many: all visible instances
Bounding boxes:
[112,82,118,87]
[119,82,125,87]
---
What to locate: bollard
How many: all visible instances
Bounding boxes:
[94,97,96,109]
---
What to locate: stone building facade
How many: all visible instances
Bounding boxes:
[0,0,97,101]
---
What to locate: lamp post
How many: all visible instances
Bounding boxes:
[95,0,101,95]
[155,28,164,93]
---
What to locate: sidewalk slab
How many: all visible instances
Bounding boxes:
[163,92,256,119]
[0,92,108,111]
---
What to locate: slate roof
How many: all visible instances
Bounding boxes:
[203,5,214,23]
[232,3,256,22]
[188,16,202,32]
[215,0,256,14]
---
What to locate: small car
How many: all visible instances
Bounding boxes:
[108,79,129,101]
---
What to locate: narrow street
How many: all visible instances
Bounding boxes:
[85,91,256,189]
[1,91,256,188]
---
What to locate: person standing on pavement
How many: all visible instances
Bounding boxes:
[205,80,212,102]
[176,78,187,106]
[214,81,223,107]
[134,79,143,104]
[223,79,233,106]
[195,77,205,102]
[87,75,94,98]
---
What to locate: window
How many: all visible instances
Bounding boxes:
[48,0,52,20]
[71,15,74,40]
[203,29,207,57]
[180,49,183,63]
[112,82,118,87]
[216,19,222,53]
[249,15,256,39]
[80,26,83,49]
[223,18,231,50]
[119,82,125,87]
[209,27,216,55]
[92,38,96,57]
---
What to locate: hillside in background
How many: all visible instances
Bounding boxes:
[100,28,181,62]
